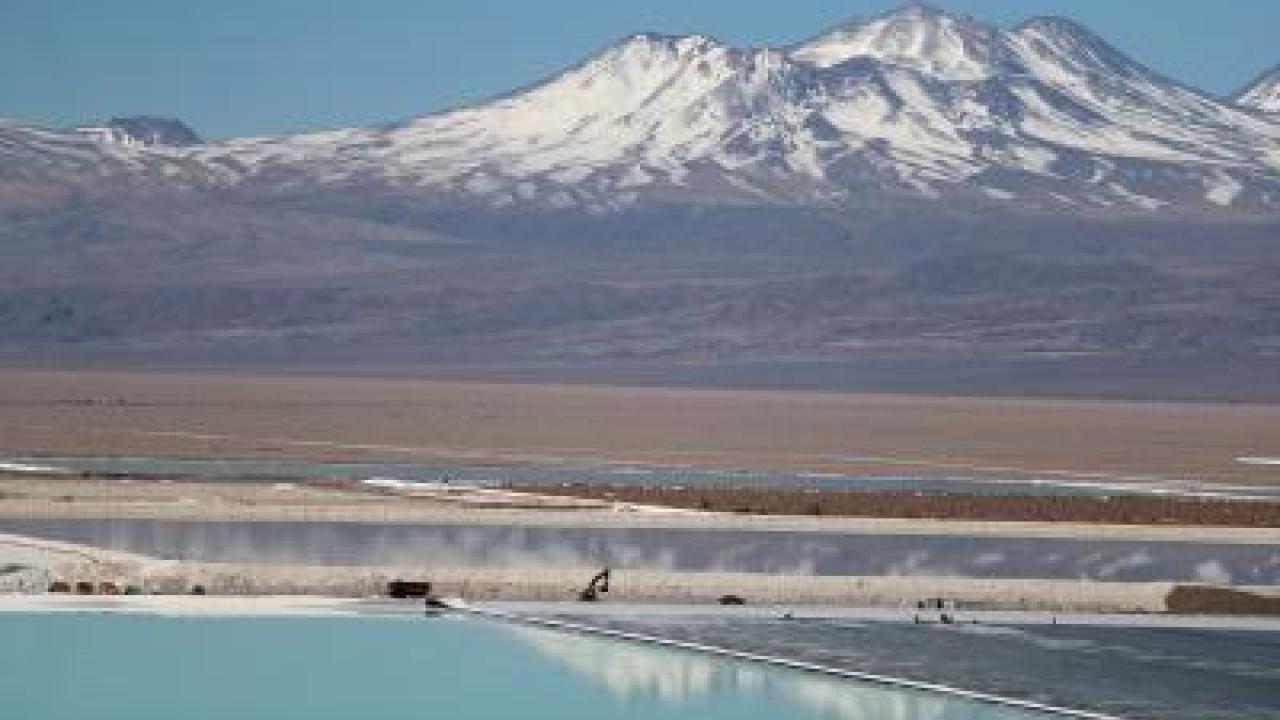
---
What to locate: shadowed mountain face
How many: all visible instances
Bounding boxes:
[101,117,202,147]
[0,4,1278,390]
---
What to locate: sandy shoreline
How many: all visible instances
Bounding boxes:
[4,593,1280,631]
[3,530,1269,614]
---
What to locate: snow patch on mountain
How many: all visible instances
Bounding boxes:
[1204,171,1245,206]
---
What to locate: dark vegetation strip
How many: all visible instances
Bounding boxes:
[509,484,1280,527]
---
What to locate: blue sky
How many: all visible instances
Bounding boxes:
[3,0,1278,139]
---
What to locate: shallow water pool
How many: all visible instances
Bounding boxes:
[0,612,1055,719]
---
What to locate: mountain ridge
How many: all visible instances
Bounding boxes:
[4,4,1279,215]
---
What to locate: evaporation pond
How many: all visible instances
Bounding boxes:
[0,612,1053,719]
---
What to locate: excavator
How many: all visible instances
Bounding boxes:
[578,567,611,601]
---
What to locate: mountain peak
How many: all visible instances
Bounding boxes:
[67,116,201,148]
[1014,15,1092,36]
[109,116,201,146]
[875,1,984,29]
[881,2,947,19]
[790,2,1013,80]
[1235,64,1280,112]
[811,2,948,34]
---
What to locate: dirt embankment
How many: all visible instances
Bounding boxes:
[512,485,1280,527]
[1166,586,1280,615]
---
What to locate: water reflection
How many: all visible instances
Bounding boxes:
[505,624,1041,720]
[4,518,1277,583]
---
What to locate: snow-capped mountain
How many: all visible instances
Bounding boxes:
[1236,65,1280,113]
[5,3,1280,213]
[3,4,1280,376]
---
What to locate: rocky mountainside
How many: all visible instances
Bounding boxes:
[102,116,202,146]
[1,3,1278,387]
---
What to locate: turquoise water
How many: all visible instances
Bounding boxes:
[0,613,1049,719]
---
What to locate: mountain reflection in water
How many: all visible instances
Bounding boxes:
[505,624,1043,720]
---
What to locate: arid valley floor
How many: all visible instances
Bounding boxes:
[2,368,1278,484]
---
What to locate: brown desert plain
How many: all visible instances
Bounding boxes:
[0,367,1276,486]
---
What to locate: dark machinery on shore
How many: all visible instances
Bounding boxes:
[913,597,967,625]
[387,580,433,599]
[386,579,452,611]
[578,568,610,602]
[48,580,142,595]
[422,596,452,610]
